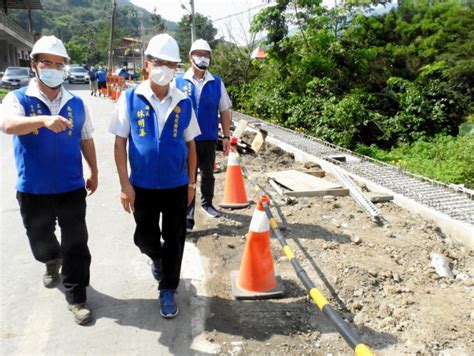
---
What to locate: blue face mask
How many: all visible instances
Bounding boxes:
[38,68,65,88]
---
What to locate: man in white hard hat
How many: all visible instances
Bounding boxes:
[109,33,199,319]
[175,39,232,228]
[0,35,98,325]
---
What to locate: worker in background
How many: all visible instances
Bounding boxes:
[0,35,98,325]
[88,65,98,96]
[175,39,232,230]
[109,33,199,318]
[96,66,107,96]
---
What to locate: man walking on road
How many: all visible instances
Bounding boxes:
[0,36,98,325]
[110,33,199,318]
[175,39,232,230]
[88,65,98,96]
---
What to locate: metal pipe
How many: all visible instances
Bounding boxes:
[233,149,373,355]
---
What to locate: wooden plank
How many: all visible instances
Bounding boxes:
[286,188,349,197]
[267,170,342,191]
[250,129,267,154]
[305,170,325,178]
[233,119,248,139]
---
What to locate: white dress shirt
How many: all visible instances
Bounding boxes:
[182,68,232,112]
[0,79,94,139]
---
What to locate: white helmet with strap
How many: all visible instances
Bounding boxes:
[145,34,181,62]
[30,35,69,60]
[189,39,211,55]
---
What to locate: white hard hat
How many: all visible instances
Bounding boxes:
[30,35,69,60]
[189,39,211,55]
[145,34,181,62]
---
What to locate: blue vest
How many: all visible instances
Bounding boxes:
[125,87,192,189]
[13,87,85,194]
[175,74,222,141]
[97,70,107,83]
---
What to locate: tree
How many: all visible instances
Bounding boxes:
[175,13,217,60]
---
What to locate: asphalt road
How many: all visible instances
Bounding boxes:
[0,84,215,355]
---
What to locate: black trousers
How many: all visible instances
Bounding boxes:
[133,185,188,290]
[16,188,91,304]
[187,140,217,226]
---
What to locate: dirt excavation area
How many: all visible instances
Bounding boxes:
[190,133,474,355]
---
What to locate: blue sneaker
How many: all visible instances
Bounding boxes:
[159,290,179,318]
[151,259,162,281]
[201,204,220,218]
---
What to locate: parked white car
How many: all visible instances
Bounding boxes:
[67,67,90,84]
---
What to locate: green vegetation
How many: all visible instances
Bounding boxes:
[11,0,218,65]
[175,13,218,61]
[211,0,474,187]
[0,89,8,102]
[356,134,474,188]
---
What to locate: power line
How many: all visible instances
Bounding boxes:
[212,3,268,22]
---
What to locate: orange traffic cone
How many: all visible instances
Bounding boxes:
[111,85,117,100]
[219,137,250,209]
[230,195,284,299]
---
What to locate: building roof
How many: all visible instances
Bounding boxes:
[251,47,268,59]
[2,0,43,10]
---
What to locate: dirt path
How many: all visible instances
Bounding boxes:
[190,137,474,355]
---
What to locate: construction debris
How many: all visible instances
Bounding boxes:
[331,166,383,223]
[366,191,394,203]
[250,129,267,154]
[267,170,348,197]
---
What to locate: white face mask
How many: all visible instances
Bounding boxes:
[192,55,210,71]
[150,65,175,86]
[38,68,65,88]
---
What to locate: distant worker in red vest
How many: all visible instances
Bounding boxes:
[175,39,233,229]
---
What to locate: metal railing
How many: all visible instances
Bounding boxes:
[0,11,34,45]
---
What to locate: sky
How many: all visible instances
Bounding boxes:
[130,0,274,45]
[130,0,396,45]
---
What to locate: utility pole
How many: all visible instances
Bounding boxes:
[190,0,196,43]
[140,10,144,68]
[108,0,117,73]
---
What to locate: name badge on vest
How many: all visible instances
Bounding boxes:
[173,106,181,138]
[136,105,151,137]
[28,104,43,135]
[66,106,74,136]
[184,83,192,97]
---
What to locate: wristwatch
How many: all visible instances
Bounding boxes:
[223,135,230,140]
[188,183,196,189]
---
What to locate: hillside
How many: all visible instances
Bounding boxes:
[10,0,177,63]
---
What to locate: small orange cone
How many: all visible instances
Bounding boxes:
[219,137,250,209]
[111,85,117,100]
[230,195,284,299]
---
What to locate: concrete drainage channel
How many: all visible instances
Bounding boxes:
[232,111,474,249]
